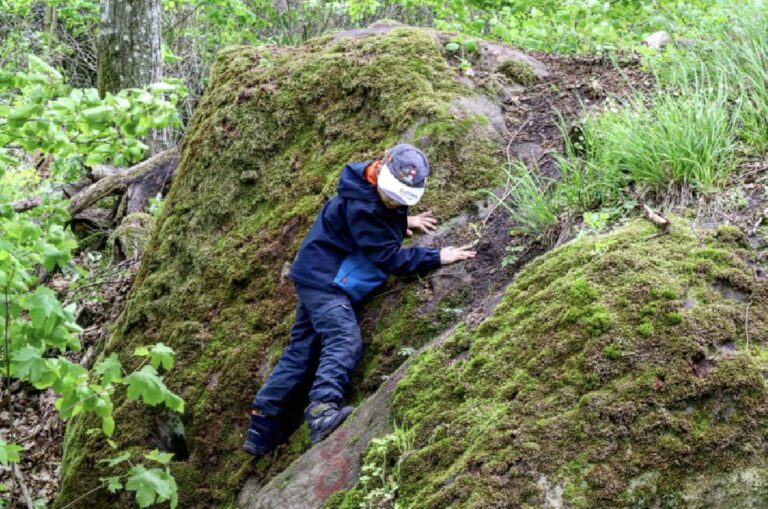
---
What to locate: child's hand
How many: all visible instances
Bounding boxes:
[440,244,476,265]
[407,211,437,236]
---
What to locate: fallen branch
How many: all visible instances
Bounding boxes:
[11,196,42,213]
[642,203,671,238]
[13,464,35,509]
[89,163,121,181]
[68,146,179,216]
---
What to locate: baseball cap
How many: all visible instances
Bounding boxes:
[377,144,429,206]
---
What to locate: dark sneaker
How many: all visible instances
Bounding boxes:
[304,401,354,444]
[243,410,286,456]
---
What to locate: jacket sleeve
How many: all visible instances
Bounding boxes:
[347,202,441,276]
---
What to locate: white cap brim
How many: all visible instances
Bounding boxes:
[378,163,425,206]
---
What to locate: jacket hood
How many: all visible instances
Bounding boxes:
[337,161,380,202]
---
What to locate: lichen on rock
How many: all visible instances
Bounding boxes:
[55,25,517,508]
[329,219,768,508]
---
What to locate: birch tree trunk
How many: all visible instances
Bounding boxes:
[97,0,168,154]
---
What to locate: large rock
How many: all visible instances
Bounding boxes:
[55,25,540,508]
[327,220,768,507]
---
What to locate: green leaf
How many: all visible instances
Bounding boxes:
[124,365,167,406]
[463,39,478,52]
[126,465,173,508]
[24,286,62,335]
[144,449,174,465]
[102,476,123,493]
[28,54,62,80]
[39,241,70,272]
[0,441,23,466]
[164,392,184,413]
[11,346,52,386]
[98,451,131,467]
[81,105,114,125]
[148,343,174,371]
[8,103,42,123]
[49,96,77,113]
[133,346,150,357]
[102,416,115,437]
[84,144,113,166]
[93,353,123,385]
[0,149,19,167]
[445,42,460,52]
[149,82,177,94]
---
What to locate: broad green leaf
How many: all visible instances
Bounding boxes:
[20,222,42,243]
[81,105,114,125]
[8,103,42,123]
[144,449,174,465]
[28,54,62,79]
[24,286,62,334]
[0,150,19,167]
[149,82,176,94]
[98,451,131,467]
[49,96,77,113]
[133,346,150,357]
[39,241,70,272]
[102,476,123,493]
[148,343,174,371]
[11,346,53,387]
[124,365,167,406]
[125,465,173,508]
[93,353,123,385]
[102,416,115,437]
[164,392,184,413]
[445,42,460,52]
[0,441,23,466]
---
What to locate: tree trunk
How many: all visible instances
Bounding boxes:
[97,0,167,154]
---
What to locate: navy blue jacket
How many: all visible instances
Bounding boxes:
[288,161,441,301]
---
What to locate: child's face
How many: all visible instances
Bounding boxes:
[377,187,402,209]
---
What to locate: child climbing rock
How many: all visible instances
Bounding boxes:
[244,143,475,455]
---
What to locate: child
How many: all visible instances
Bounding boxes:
[244,144,475,456]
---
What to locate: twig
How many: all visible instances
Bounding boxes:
[58,479,111,509]
[745,302,751,351]
[690,197,705,247]
[12,464,35,509]
[642,203,671,231]
[505,114,532,164]
[3,281,17,506]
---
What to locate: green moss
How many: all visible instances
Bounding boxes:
[636,321,654,338]
[495,59,536,86]
[56,26,504,509]
[714,224,746,244]
[331,218,768,507]
[603,343,621,360]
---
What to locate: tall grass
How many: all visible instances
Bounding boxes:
[499,2,768,236]
[491,160,559,234]
[579,76,738,194]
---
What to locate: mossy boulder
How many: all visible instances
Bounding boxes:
[328,219,768,508]
[54,25,532,508]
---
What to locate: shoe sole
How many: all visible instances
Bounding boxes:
[312,406,354,444]
[243,441,276,457]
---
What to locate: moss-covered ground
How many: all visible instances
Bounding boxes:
[54,26,506,508]
[328,219,768,508]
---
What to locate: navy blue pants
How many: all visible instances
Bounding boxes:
[252,284,363,417]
